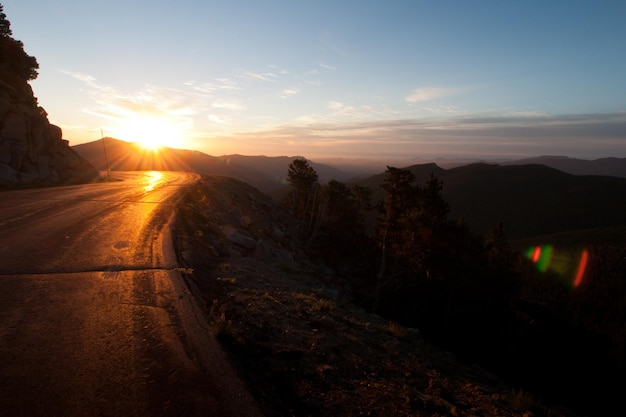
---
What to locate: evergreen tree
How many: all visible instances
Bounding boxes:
[373,167,462,312]
[373,166,418,311]
[285,158,319,236]
[484,221,516,273]
[407,173,450,279]
[307,180,371,253]
[0,4,39,86]
[0,4,12,38]
[350,184,373,226]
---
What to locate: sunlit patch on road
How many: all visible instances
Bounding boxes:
[143,171,164,192]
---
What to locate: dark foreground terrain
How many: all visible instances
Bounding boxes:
[174,175,583,417]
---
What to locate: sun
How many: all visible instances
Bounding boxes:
[115,115,185,151]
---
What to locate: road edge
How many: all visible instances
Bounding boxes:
[160,195,265,417]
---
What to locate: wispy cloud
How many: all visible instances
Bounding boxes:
[60,70,203,133]
[60,68,626,160]
[184,78,241,92]
[421,104,462,115]
[208,114,229,124]
[60,69,96,84]
[327,102,377,117]
[319,100,400,121]
[280,88,300,99]
[328,101,344,111]
[207,112,626,159]
[405,86,470,104]
[243,71,279,82]
[211,99,245,110]
[269,65,289,75]
[319,63,336,71]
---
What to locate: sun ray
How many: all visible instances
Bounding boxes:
[114,114,187,151]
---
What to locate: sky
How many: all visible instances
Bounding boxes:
[3,0,626,160]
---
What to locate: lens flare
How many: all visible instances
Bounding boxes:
[526,245,590,288]
[526,245,553,272]
[531,246,541,262]
[573,250,589,288]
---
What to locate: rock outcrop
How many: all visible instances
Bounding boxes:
[0,82,99,186]
[0,9,99,187]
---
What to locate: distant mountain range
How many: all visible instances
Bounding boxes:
[72,138,349,195]
[73,138,626,239]
[354,162,626,239]
[315,154,626,179]
[500,155,626,178]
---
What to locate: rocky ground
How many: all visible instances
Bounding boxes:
[173,175,578,417]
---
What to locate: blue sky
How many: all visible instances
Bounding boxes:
[3,0,626,159]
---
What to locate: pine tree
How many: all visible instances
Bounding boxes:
[0,4,12,38]
[285,157,319,220]
[373,166,417,311]
[484,221,516,272]
[0,4,39,86]
[373,167,457,312]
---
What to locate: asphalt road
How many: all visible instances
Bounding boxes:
[0,172,262,417]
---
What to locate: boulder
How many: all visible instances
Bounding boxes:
[226,230,257,250]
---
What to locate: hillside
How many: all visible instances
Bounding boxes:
[173,175,580,417]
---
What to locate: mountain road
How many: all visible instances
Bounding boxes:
[0,171,262,417]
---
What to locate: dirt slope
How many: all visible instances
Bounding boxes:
[174,175,578,417]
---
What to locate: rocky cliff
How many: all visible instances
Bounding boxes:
[0,82,100,186]
[0,9,99,186]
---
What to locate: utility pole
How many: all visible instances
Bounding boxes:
[101,129,111,178]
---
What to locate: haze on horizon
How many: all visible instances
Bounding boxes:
[4,0,626,160]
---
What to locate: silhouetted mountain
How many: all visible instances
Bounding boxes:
[314,156,499,177]
[444,163,626,238]
[354,163,447,193]
[502,155,626,178]
[72,138,349,194]
[355,162,626,239]
[317,155,626,179]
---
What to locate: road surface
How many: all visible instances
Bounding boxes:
[0,172,262,417]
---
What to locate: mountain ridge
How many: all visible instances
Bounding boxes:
[354,161,626,239]
[72,138,352,195]
[501,155,626,178]
[73,138,626,182]
[73,138,626,240]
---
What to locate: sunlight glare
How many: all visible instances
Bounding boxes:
[116,115,185,151]
[143,171,163,192]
